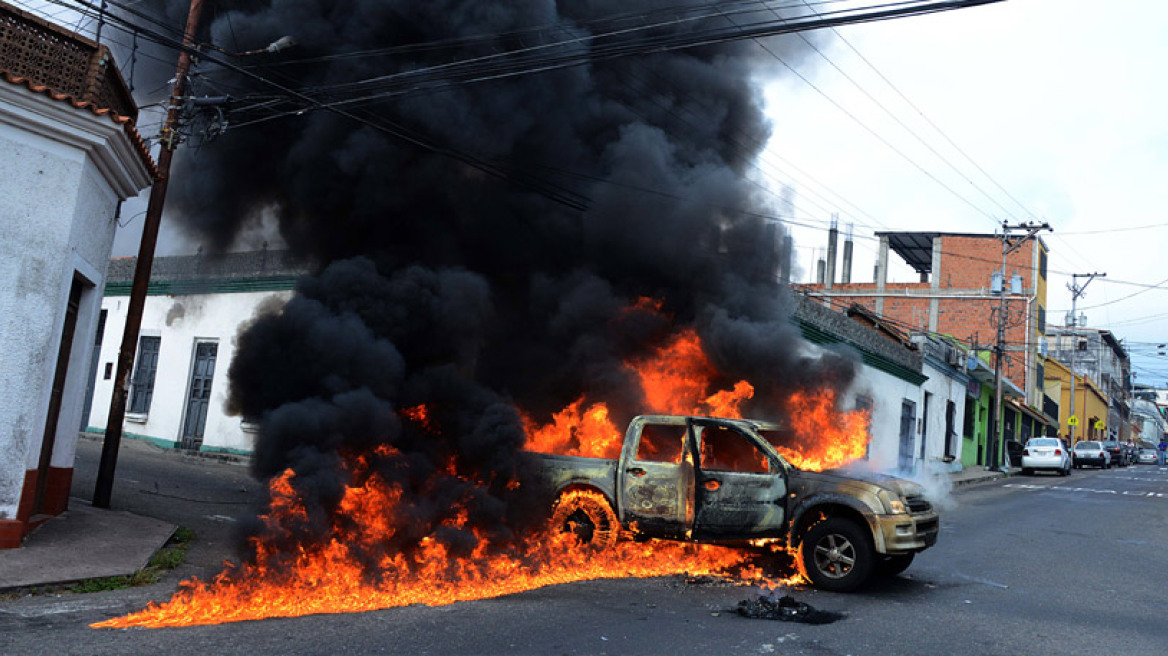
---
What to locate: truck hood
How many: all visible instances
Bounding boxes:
[795,466,926,498]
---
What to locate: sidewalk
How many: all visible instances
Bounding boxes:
[0,456,1009,592]
[948,465,1011,489]
[0,499,175,589]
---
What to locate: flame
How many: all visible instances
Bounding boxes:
[523,328,757,458]
[523,399,623,459]
[523,323,867,473]
[93,457,799,629]
[95,302,869,630]
[760,389,871,472]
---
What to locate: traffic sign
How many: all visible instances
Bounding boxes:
[1067,415,1078,427]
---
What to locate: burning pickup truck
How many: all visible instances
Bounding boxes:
[536,414,939,592]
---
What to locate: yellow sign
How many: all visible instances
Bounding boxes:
[1067,415,1079,427]
[1094,419,1106,430]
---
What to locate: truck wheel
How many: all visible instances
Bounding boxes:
[798,517,873,592]
[874,553,914,578]
[551,490,619,549]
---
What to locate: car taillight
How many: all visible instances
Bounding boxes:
[1023,449,1030,456]
[1055,449,1062,455]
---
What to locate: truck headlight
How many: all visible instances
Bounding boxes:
[878,489,908,515]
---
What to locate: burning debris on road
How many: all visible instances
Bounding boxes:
[94,0,869,629]
[735,588,845,625]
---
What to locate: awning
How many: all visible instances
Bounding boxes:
[966,357,1024,399]
[1007,398,1057,428]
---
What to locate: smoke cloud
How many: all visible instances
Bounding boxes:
[138,0,853,563]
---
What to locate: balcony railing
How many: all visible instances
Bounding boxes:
[0,1,137,120]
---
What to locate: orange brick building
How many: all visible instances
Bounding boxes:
[796,231,1057,461]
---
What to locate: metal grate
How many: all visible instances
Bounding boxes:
[906,496,932,514]
[0,2,136,120]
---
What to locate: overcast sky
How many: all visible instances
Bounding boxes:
[23,0,1164,386]
[758,0,1168,387]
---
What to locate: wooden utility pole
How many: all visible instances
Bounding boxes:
[1067,272,1105,444]
[94,0,205,508]
[987,220,1050,470]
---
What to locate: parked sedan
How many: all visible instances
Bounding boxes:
[1073,440,1111,469]
[1021,437,1072,476]
[1102,440,1128,467]
[1137,448,1159,465]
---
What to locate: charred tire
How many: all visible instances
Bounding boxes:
[874,553,915,578]
[798,517,874,592]
[551,490,619,549]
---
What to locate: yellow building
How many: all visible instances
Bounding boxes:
[1044,358,1109,444]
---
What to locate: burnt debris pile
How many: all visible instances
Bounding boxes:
[736,590,845,624]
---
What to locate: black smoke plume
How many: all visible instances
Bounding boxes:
[140,0,855,565]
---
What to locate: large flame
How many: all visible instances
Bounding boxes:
[94,451,793,629]
[523,326,868,473]
[94,307,865,629]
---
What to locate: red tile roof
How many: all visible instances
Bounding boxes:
[1,69,157,180]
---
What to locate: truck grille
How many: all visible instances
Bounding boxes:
[906,496,932,513]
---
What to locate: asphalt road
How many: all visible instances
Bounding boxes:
[2,441,1168,656]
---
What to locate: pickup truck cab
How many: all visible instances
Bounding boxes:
[537,414,939,591]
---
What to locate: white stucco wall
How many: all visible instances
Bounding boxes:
[846,365,922,471]
[918,358,968,466]
[0,85,151,519]
[87,290,293,454]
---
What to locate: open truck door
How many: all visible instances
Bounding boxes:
[690,418,787,538]
[617,416,695,538]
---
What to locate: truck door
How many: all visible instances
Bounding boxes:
[617,418,694,538]
[692,420,787,537]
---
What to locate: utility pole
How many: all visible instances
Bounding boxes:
[94,0,204,508]
[988,220,1051,470]
[1067,272,1105,445]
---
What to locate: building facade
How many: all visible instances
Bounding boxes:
[792,296,970,474]
[1046,327,1131,442]
[797,230,1058,466]
[1044,358,1109,445]
[85,252,306,456]
[0,3,154,548]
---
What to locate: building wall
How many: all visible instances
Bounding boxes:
[919,357,969,466]
[0,104,148,546]
[961,382,992,468]
[86,289,293,455]
[1131,399,1166,446]
[846,365,921,471]
[799,233,1050,423]
[1044,358,1108,444]
[0,130,114,508]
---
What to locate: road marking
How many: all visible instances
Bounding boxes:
[1004,483,1168,499]
[1097,475,1168,482]
[952,572,1009,589]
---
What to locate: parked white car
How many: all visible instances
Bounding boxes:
[1072,440,1110,469]
[1021,437,1072,476]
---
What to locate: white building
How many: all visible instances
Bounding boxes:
[1131,395,1167,447]
[793,297,969,474]
[0,4,154,548]
[85,251,305,456]
[912,335,970,470]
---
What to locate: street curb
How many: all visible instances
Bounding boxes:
[951,472,1007,489]
[78,432,253,468]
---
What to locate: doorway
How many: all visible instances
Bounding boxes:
[179,341,218,450]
